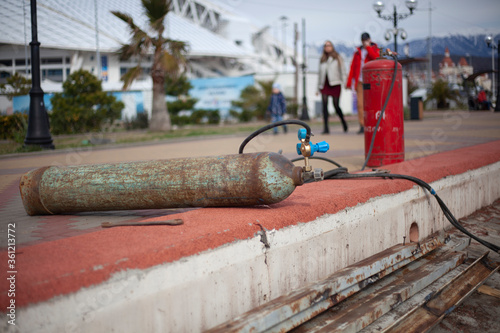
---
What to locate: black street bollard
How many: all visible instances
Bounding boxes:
[24,0,54,149]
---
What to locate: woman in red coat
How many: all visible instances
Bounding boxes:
[346,32,380,134]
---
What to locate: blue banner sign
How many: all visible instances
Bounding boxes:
[189,76,254,117]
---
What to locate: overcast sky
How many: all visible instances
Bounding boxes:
[219,0,500,46]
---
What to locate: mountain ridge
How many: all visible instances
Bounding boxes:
[308,33,499,73]
[311,33,500,58]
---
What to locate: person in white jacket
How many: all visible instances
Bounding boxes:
[317,41,348,134]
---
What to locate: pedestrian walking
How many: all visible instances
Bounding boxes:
[317,40,348,134]
[346,32,380,134]
[267,83,288,134]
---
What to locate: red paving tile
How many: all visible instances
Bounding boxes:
[0,180,20,211]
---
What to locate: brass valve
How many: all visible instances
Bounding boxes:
[296,129,329,182]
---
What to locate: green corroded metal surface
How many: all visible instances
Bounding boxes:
[19,152,303,215]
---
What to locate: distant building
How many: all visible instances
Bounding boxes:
[438,47,473,86]
[0,0,308,117]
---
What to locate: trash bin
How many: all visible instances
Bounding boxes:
[410,97,423,120]
[315,101,322,118]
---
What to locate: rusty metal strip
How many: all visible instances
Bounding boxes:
[382,251,499,333]
[290,247,467,332]
[206,235,446,333]
[100,219,184,227]
[357,265,469,333]
[267,247,445,333]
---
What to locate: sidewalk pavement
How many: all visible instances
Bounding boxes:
[1,110,500,332]
[1,110,499,249]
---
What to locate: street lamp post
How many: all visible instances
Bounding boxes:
[485,35,500,112]
[300,18,309,121]
[280,16,288,67]
[373,0,417,54]
[24,0,54,149]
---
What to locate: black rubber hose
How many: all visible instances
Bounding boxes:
[361,54,399,171]
[330,171,500,253]
[291,156,344,168]
[238,120,312,154]
[237,119,500,253]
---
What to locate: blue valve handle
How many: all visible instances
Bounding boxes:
[297,128,308,140]
[296,141,330,156]
[314,141,329,154]
[296,129,329,157]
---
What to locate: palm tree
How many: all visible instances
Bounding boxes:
[112,0,188,131]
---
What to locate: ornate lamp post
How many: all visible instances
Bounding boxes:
[373,0,418,54]
[24,0,54,148]
[300,18,309,120]
[485,35,500,111]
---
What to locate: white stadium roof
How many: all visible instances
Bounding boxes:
[0,0,254,58]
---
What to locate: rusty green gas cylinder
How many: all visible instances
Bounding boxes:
[19,152,303,215]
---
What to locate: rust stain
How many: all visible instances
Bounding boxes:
[19,166,51,215]
[289,300,302,314]
[310,288,332,305]
[355,274,365,282]
[330,288,358,306]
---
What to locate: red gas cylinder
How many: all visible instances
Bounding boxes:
[362,58,404,167]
